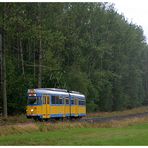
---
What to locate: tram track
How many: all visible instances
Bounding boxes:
[1,111,148,127]
[82,111,148,123]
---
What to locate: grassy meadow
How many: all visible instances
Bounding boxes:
[1,106,148,145]
[0,116,148,145]
[1,123,148,145]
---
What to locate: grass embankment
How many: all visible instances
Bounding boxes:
[1,122,148,145]
[1,116,148,145]
[1,106,148,145]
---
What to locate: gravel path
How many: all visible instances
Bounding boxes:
[83,112,148,123]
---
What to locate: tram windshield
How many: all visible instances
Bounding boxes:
[27,97,39,105]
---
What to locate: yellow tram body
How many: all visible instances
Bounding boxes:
[26,88,86,120]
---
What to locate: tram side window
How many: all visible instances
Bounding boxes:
[52,96,59,104]
[51,96,63,105]
[59,96,63,104]
[71,100,74,105]
[70,96,74,105]
[79,100,85,105]
[65,98,69,105]
[55,96,59,104]
[51,96,56,104]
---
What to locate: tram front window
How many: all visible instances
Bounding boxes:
[27,97,38,105]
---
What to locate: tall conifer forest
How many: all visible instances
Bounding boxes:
[1,3,148,115]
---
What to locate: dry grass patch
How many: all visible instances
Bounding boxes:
[1,106,148,136]
[0,123,38,136]
[1,115,148,136]
[0,114,33,126]
[35,116,148,132]
[87,106,148,118]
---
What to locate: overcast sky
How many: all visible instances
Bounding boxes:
[112,0,148,43]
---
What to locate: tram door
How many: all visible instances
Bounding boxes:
[42,95,50,118]
[64,97,70,117]
[74,98,78,116]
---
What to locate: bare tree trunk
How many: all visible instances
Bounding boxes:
[33,41,36,86]
[38,36,42,88]
[20,39,25,77]
[17,34,20,69]
[1,30,7,118]
[0,34,2,79]
[1,3,7,118]
[28,39,31,61]
[37,3,42,88]
[3,44,7,118]
[0,32,3,113]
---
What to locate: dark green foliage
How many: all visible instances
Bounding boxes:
[0,2,148,114]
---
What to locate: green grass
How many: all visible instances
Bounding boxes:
[1,105,148,145]
[1,123,148,145]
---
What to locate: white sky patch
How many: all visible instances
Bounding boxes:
[112,0,148,42]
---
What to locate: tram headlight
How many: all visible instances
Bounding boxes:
[31,109,34,112]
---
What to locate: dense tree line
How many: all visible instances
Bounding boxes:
[0,2,148,115]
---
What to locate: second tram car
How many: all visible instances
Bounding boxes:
[26,88,86,120]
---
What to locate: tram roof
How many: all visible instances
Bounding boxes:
[28,88,85,98]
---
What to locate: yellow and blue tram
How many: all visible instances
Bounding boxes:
[26,88,86,120]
